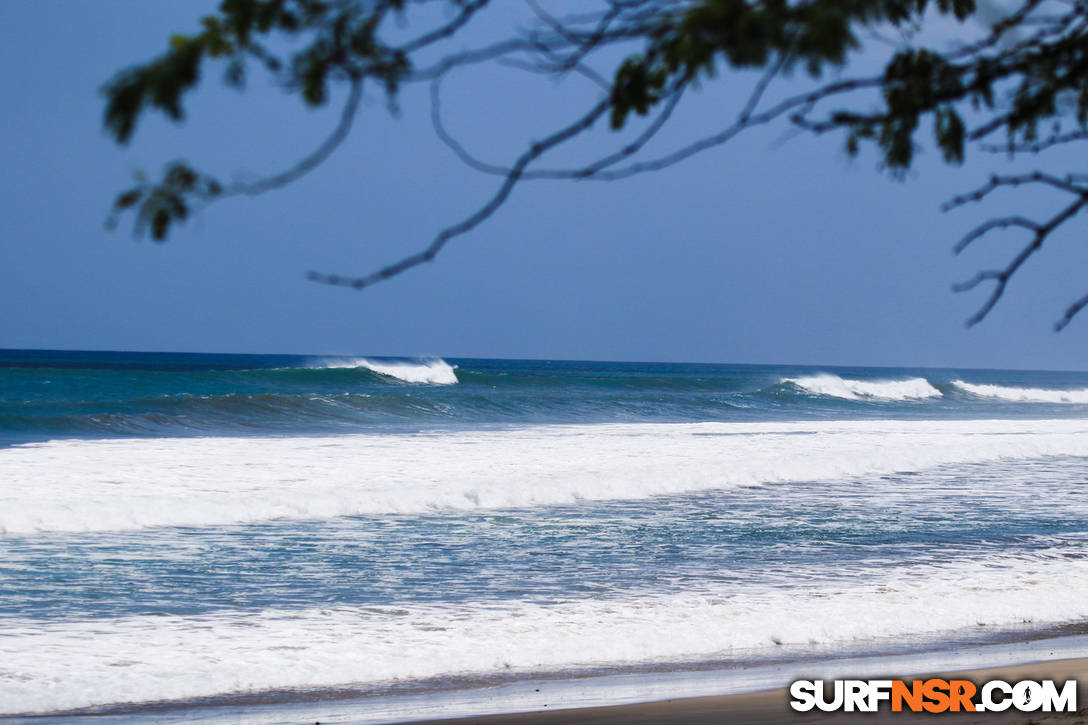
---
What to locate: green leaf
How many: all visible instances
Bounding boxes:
[114,189,143,210]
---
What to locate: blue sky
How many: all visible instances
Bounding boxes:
[1,0,1086,369]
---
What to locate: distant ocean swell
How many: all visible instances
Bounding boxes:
[783,375,1088,403]
[4,419,1088,534]
[7,358,1088,442]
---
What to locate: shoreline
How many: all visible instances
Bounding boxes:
[401,656,1088,724]
[389,637,1088,725]
[7,633,1088,724]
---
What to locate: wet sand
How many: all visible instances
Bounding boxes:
[401,657,1088,725]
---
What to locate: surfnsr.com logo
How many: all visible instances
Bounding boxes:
[789,679,1077,713]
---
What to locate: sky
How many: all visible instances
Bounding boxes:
[1,0,1086,370]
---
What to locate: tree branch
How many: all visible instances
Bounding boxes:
[222,78,364,197]
[979,129,1088,154]
[430,73,689,180]
[953,195,1088,326]
[1056,291,1088,330]
[397,0,492,54]
[307,96,613,289]
[942,171,1088,212]
[104,0,1088,330]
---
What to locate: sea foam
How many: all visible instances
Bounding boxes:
[952,380,1088,403]
[3,553,1087,715]
[783,374,941,401]
[4,419,1088,533]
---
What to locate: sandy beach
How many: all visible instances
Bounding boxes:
[402,658,1088,725]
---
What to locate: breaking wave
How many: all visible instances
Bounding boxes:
[783,374,942,401]
[311,357,458,385]
[951,380,1088,404]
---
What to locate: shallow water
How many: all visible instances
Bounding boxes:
[2,350,1088,717]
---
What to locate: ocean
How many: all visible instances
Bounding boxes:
[3,349,1088,722]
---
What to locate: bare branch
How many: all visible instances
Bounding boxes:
[587,75,884,181]
[954,269,1010,327]
[496,53,612,91]
[952,215,1041,254]
[397,0,491,54]
[307,97,613,289]
[515,70,879,184]
[524,0,625,76]
[739,52,789,124]
[979,129,1088,153]
[942,171,1088,212]
[946,0,1046,58]
[409,39,554,82]
[407,4,661,83]
[430,73,687,180]
[953,195,1088,326]
[435,64,879,186]
[1056,292,1088,330]
[222,78,364,197]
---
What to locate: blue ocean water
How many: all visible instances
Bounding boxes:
[3,349,1088,719]
[5,349,1088,445]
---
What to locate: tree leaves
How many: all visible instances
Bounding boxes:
[107,163,222,242]
[605,0,992,173]
[101,0,418,240]
[102,36,205,144]
[98,0,1088,328]
[102,0,414,144]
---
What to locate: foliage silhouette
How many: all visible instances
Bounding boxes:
[104,0,1088,328]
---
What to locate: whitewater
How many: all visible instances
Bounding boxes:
[5,418,1088,534]
[3,350,1088,721]
[310,357,459,385]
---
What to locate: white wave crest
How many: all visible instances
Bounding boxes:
[784,374,942,401]
[952,380,1088,403]
[316,357,458,385]
[3,554,1087,714]
[4,419,1088,534]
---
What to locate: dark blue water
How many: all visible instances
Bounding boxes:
[4,348,1088,446]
